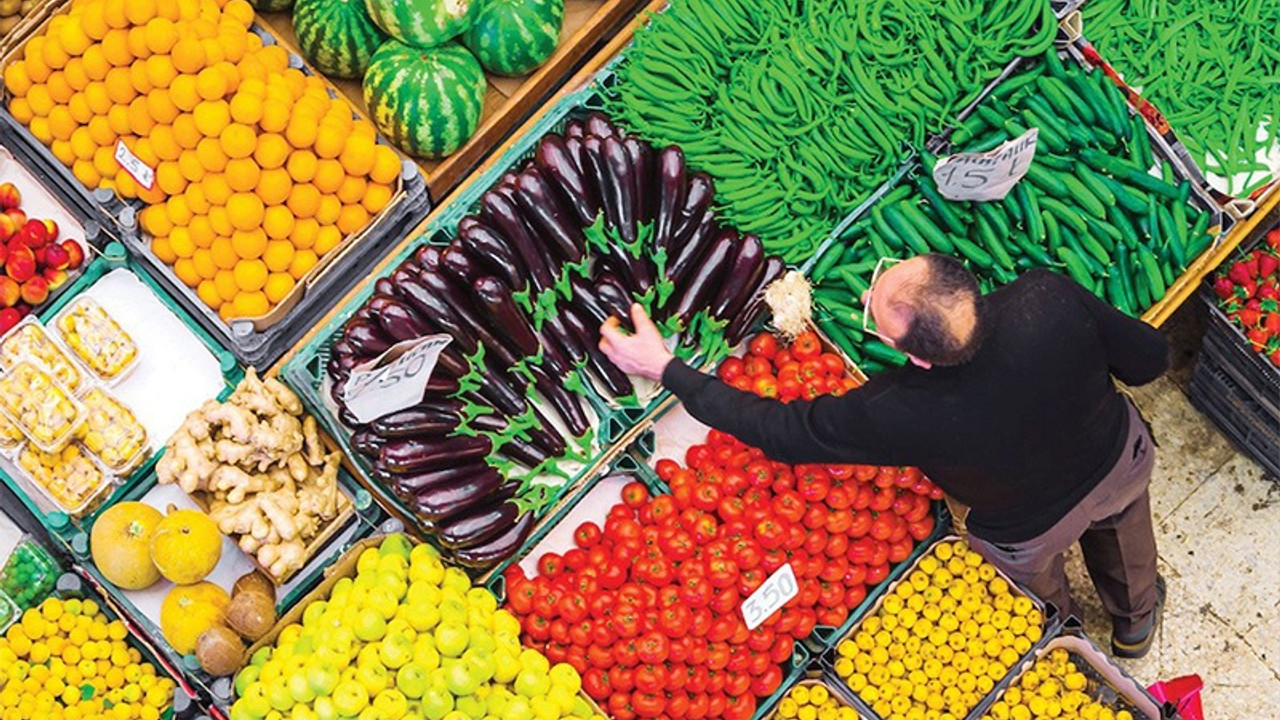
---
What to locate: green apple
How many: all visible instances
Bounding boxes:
[357,548,383,574]
[434,622,468,658]
[413,636,441,672]
[504,695,534,720]
[267,676,296,712]
[302,601,328,628]
[438,595,468,627]
[288,671,316,704]
[380,534,413,560]
[290,703,316,720]
[260,660,282,685]
[368,587,400,621]
[420,682,455,720]
[455,693,487,720]
[409,551,445,586]
[404,601,440,633]
[465,588,497,614]
[330,577,354,601]
[466,627,495,655]
[376,570,408,600]
[332,676,368,712]
[312,696,338,720]
[530,696,561,720]
[387,618,415,640]
[442,567,470,595]
[293,634,316,656]
[407,581,441,606]
[379,631,414,669]
[491,610,521,637]
[356,662,390,696]
[461,648,495,685]
[235,666,262,698]
[357,645,382,669]
[237,682,271,719]
[518,649,550,675]
[514,668,550,699]
[395,661,429,699]
[356,707,382,720]
[485,687,513,717]
[546,685,576,714]
[354,607,388,642]
[491,650,521,685]
[442,658,482,697]
[307,660,339,697]
[340,667,358,685]
[373,688,409,719]
[549,663,581,694]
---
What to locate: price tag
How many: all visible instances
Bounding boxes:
[342,335,451,423]
[741,563,798,631]
[114,140,155,190]
[933,128,1039,202]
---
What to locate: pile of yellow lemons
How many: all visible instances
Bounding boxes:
[774,682,859,720]
[3,0,401,320]
[833,540,1044,720]
[979,648,1137,720]
[0,597,175,720]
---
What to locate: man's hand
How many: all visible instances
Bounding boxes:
[599,304,674,381]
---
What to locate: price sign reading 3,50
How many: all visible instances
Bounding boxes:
[741,563,798,631]
[933,128,1039,202]
[343,334,451,423]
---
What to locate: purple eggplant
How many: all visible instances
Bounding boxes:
[343,320,393,357]
[654,146,686,251]
[374,297,432,342]
[601,136,637,244]
[351,430,384,458]
[710,234,765,319]
[562,304,634,398]
[585,112,617,138]
[567,276,612,327]
[564,120,585,139]
[480,190,555,294]
[500,432,554,468]
[372,402,463,438]
[414,246,442,272]
[670,173,714,253]
[513,167,584,263]
[419,270,524,370]
[672,232,737,326]
[453,511,535,568]
[380,435,491,474]
[374,278,396,296]
[541,312,586,367]
[623,136,653,224]
[338,405,364,429]
[668,225,729,291]
[536,135,598,226]
[411,467,503,522]
[457,217,526,291]
[438,500,521,549]
[726,257,785,344]
[441,243,481,287]
[594,273,633,324]
[383,461,490,495]
[396,277,480,355]
[530,364,590,437]
[473,276,571,375]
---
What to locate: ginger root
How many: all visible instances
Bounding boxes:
[156,369,349,581]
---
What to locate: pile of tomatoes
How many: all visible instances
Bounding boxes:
[503,332,943,720]
[716,331,859,401]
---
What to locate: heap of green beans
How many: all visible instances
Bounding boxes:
[810,51,1216,374]
[1083,0,1280,195]
[605,0,1058,263]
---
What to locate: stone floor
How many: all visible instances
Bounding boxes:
[1061,304,1280,717]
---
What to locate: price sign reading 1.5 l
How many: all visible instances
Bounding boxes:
[343,334,451,423]
[741,563,798,631]
[933,128,1039,202]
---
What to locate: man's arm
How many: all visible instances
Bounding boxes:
[1059,273,1170,384]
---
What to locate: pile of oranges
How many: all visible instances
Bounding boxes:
[2,0,402,321]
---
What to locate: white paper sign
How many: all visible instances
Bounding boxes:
[114,140,155,190]
[741,563,798,631]
[342,334,451,423]
[934,128,1039,201]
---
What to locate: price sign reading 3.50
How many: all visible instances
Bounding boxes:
[741,563,798,631]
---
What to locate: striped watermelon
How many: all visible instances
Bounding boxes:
[462,0,564,76]
[294,0,388,79]
[249,0,295,11]
[364,0,476,48]
[363,40,486,158]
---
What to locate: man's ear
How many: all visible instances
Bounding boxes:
[907,355,932,370]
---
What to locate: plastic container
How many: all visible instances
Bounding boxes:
[0,587,16,632]
[0,360,85,452]
[53,296,139,383]
[0,537,59,610]
[0,317,84,392]
[0,411,24,450]
[77,386,148,475]
[1188,353,1280,480]
[17,442,113,516]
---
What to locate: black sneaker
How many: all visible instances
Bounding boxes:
[1112,575,1166,659]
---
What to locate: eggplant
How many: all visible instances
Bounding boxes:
[372,403,462,438]
[579,137,617,228]
[441,243,482,288]
[564,120,585,139]
[536,135,598,226]
[480,190,555,294]
[726,257,785,344]
[458,217,526,291]
[351,430,384,458]
[601,136,638,245]
[500,432,554,468]
[584,112,616,139]
[421,374,461,397]
[472,276,571,375]
[670,173,714,252]
[414,246,442,271]
[540,312,587,367]
[530,364,590,437]
[672,232,737,326]
[328,339,359,374]
[419,270,524,370]
[343,320,393,357]
[380,435,491,474]
[454,511,535,568]
[513,167,584,263]
[411,467,503,522]
[653,146,686,251]
[374,278,396,296]
[562,304,634,398]
[438,500,521,549]
[594,273,634,325]
[396,277,480,355]
[623,136,653,224]
[391,263,422,289]
[374,297,433,342]
[710,234,765,319]
[566,275,612,327]
[383,461,490,495]
[668,224,728,291]
[338,405,364,429]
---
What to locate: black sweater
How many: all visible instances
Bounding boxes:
[663,270,1170,543]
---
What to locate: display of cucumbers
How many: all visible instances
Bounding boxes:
[810,50,1217,375]
[326,113,785,569]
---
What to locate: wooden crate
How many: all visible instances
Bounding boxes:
[258,0,649,203]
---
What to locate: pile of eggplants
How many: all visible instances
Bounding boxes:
[325,112,783,569]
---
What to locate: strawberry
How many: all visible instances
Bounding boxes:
[1266,313,1280,335]
[1267,229,1280,251]
[1247,327,1270,351]
[1258,252,1279,279]
[1239,307,1262,328]
[1214,276,1236,299]
[1270,348,1280,368]
[1228,260,1254,286]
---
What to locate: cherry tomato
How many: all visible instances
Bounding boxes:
[538,553,564,579]
[621,481,650,508]
[654,458,679,481]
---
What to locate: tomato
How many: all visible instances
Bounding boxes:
[773,349,794,367]
[557,591,588,622]
[582,668,612,699]
[687,692,709,718]
[666,691,691,719]
[747,332,778,359]
[888,537,915,563]
[707,692,727,719]
[851,484,874,510]
[730,375,752,392]
[846,536,875,565]
[817,606,849,628]
[825,508,853,534]
[606,516,643,544]
[506,577,537,615]
[820,352,845,375]
[599,561,627,589]
[538,552,564,579]
[791,331,821,360]
[608,693,636,720]
[716,356,745,382]
[799,358,825,382]
[523,613,551,640]
[572,521,602,548]
[778,377,802,400]
[724,692,756,720]
[634,664,667,694]
[869,486,896,512]
[802,528,828,556]
[908,517,936,541]
[866,562,890,585]
[636,632,670,665]
[621,481,650,508]
[751,375,778,398]
[771,491,806,523]
[691,483,720,512]
[685,444,712,468]
[614,608,641,638]
[743,355,772,377]
[564,548,590,571]
[706,557,740,589]
[825,483,853,510]
[822,534,849,560]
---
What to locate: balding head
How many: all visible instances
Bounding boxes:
[865,254,982,367]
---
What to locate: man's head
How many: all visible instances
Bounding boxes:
[862,254,983,368]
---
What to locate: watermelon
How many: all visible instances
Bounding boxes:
[364,0,477,48]
[462,0,564,76]
[363,40,486,158]
[294,0,388,79]
[249,0,295,11]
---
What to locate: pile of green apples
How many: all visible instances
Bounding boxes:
[229,535,605,720]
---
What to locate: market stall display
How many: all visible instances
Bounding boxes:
[0,536,58,610]
[1209,228,1280,367]
[771,680,859,720]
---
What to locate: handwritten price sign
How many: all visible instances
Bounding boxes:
[741,563,798,631]
[114,140,155,190]
[933,128,1039,202]
[342,335,451,423]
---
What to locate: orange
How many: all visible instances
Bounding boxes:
[219,122,255,159]
[224,157,260,192]
[192,247,216,279]
[50,139,76,166]
[69,93,92,124]
[69,127,95,161]
[196,279,221,309]
[26,85,54,117]
[254,168,291,206]
[84,82,112,115]
[41,36,71,72]
[172,113,201,150]
[290,218,318,249]
[155,161,187,195]
[64,60,90,92]
[81,46,110,81]
[94,146,119,179]
[312,160,344,194]
[115,171,138,198]
[193,100,230,138]
[259,99,290,134]
[362,184,393,215]
[171,38,206,75]
[235,55,267,85]
[223,0,255,28]
[231,291,269,318]
[213,269,238,302]
[101,30,132,67]
[149,124,180,161]
[176,0,200,21]
[337,176,366,205]
[87,116,116,147]
[106,105,131,136]
[104,67,135,105]
[369,145,401,185]
[81,5,110,40]
[178,151,205,183]
[336,205,369,235]
[129,62,153,94]
[188,215,214,247]
[203,175,232,207]
[286,150,317,183]
[233,259,267,292]
[285,184,320,219]
[213,61,240,92]
[314,226,342,256]
[59,19,93,56]
[145,17,178,55]
[262,239,294,273]
[315,195,340,225]
[8,99,33,124]
[257,44,289,75]
[73,160,102,188]
[262,207,294,242]
[339,135,376,177]
[151,236,176,264]
[146,89,179,125]
[226,193,264,232]
[4,63,32,97]
[201,39,226,67]
[230,228,266,259]
[253,133,288,169]
[313,123,346,160]
[130,137,159,169]
[174,258,200,288]
[168,75,199,112]
[47,107,76,141]
[195,138,227,173]
[210,238,237,271]
[284,116,317,149]
[220,29,248,64]
[29,117,53,145]
[126,97,155,136]
[184,184,211,214]
[263,273,294,304]
[195,67,227,101]
[127,27,151,62]
[145,56,176,91]
[165,194,193,226]
[288,248,318,279]
[227,90,261,126]
[47,71,74,104]
[140,205,173,237]
[169,227,194,258]
[125,0,157,26]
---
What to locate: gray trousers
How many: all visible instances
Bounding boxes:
[968,399,1160,636]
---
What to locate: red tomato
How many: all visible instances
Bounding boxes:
[751,375,778,398]
[539,553,564,579]
[608,693,636,720]
[743,355,772,377]
[621,481,650,508]
[888,537,915,563]
[747,332,778,359]
[773,349,794,367]
[573,522,602,548]
[791,331,821,360]
[654,458,679,481]
[730,376,752,392]
[751,664,784,696]
[582,668,611,698]
[799,358,825,381]
[866,562,890,585]
[717,356,745,382]
[820,352,846,375]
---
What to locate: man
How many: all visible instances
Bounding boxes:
[598,254,1168,658]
